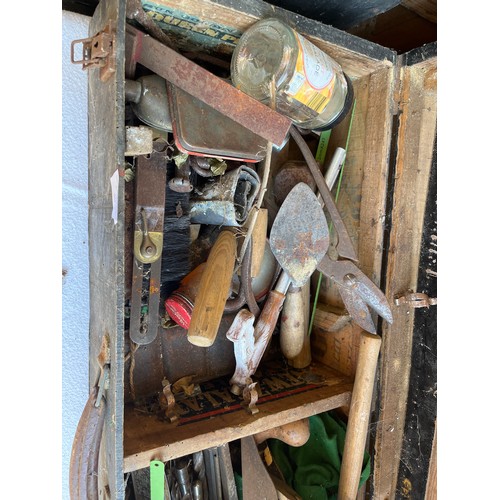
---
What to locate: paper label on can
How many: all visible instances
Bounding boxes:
[285,32,338,114]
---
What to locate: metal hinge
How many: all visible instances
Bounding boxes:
[71,21,116,82]
[394,291,437,308]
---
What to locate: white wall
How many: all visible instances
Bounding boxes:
[62,10,91,499]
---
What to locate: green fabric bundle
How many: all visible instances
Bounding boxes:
[268,412,370,500]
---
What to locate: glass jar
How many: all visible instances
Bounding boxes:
[231,18,353,131]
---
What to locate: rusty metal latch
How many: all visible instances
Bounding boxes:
[394,291,437,308]
[71,21,116,82]
[95,364,110,408]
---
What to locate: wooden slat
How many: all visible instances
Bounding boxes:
[317,66,394,311]
[87,0,127,498]
[140,0,395,78]
[311,303,361,379]
[372,55,437,499]
[395,140,436,497]
[401,0,437,23]
[425,421,437,500]
[123,362,352,472]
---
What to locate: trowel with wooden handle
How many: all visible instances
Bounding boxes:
[280,147,346,363]
[227,182,392,393]
[270,183,393,334]
[227,183,331,392]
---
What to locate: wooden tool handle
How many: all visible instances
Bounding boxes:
[338,332,382,500]
[188,230,237,347]
[288,280,312,369]
[254,418,310,447]
[250,208,268,278]
[280,287,305,360]
[251,290,287,369]
[254,290,286,339]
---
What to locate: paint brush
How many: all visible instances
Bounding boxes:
[161,158,192,299]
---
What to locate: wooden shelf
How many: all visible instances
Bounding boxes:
[124,361,352,472]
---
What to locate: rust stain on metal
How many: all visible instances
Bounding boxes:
[243,381,259,415]
[272,227,330,285]
[71,20,116,82]
[149,278,160,295]
[126,25,291,145]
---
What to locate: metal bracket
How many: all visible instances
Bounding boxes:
[71,21,116,82]
[95,364,110,408]
[394,291,437,308]
[242,380,259,415]
[159,378,179,424]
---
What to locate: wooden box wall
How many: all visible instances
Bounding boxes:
[84,0,437,497]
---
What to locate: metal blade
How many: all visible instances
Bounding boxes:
[241,436,278,500]
[316,257,393,331]
[345,274,393,324]
[337,286,377,334]
[269,183,330,287]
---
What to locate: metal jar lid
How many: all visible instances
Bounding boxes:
[164,292,194,329]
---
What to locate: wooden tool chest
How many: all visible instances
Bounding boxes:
[76,0,437,497]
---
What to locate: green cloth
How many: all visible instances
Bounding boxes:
[268,412,370,500]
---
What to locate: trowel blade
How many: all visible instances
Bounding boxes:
[269,182,330,287]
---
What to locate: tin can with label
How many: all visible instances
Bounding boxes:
[231,18,353,131]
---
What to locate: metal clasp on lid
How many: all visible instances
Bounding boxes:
[71,21,116,82]
[394,291,437,308]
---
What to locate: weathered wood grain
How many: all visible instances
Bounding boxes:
[123,363,352,472]
[425,422,437,500]
[395,135,436,498]
[402,0,437,23]
[142,0,395,77]
[311,305,362,379]
[317,66,394,315]
[87,0,127,497]
[372,55,437,499]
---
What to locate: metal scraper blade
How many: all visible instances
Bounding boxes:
[241,436,278,500]
[269,182,330,287]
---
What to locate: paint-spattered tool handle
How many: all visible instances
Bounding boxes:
[188,230,237,347]
[251,272,291,369]
[338,332,382,500]
[252,290,287,362]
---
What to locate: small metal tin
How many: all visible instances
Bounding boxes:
[167,82,268,162]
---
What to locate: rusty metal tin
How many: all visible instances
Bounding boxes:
[167,82,268,162]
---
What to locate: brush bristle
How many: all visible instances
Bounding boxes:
[161,160,192,299]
